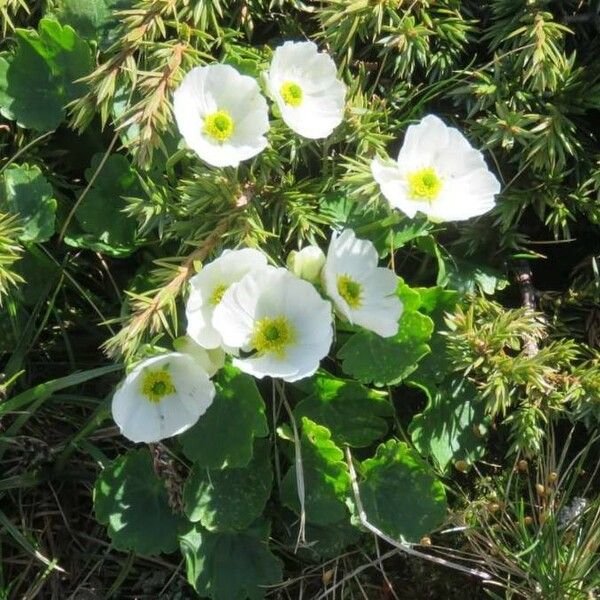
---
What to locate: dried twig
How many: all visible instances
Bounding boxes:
[514,260,539,356]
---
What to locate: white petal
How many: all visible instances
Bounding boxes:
[433,128,487,177]
[186,248,267,349]
[371,158,421,218]
[397,114,450,169]
[425,168,500,222]
[351,302,401,337]
[212,269,266,348]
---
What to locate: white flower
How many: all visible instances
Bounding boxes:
[286,245,326,283]
[173,64,269,168]
[112,353,215,443]
[371,114,501,222]
[266,41,346,139]
[173,335,225,378]
[322,229,402,338]
[186,248,268,350]
[212,266,333,382]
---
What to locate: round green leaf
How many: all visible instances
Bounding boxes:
[337,316,432,385]
[409,379,489,472]
[293,373,393,447]
[48,0,134,48]
[180,365,269,469]
[94,448,185,555]
[0,19,92,131]
[359,440,447,543]
[66,153,141,256]
[0,165,56,242]
[183,440,273,532]
[180,519,283,600]
[281,418,350,525]
[280,513,362,561]
[408,288,459,386]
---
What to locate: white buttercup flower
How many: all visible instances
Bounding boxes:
[213,266,333,382]
[173,64,269,167]
[112,353,215,443]
[286,245,326,284]
[186,248,267,350]
[266,41,346,139]
[322,229,402,338]
[371,114,501,222]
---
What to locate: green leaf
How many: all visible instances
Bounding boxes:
[281,514,361,561]
[183,440,273,532]
[407,287,459,386]
[409,379,489,472]
[180,365,269,469]
[0,165,56,242]
[443,259,509,296]
[293,373,393,448]
[358,440,447,543]
[414,287,459,315]
[337,304,433,386]
[320,194,431,257]
[0,18,93,131]
[281,418,350,525]
[66,154,141,256]
[180,519,283,600]
[93,448,185,555]
[47,0,133,47]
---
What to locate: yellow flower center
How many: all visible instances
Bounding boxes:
[407,167,442,201]
[141,368,176,403]
[209,283,228,306]
[203,110,234,142]
[280,81,303,107]
[337,274,362,309]
[251,316,296,358]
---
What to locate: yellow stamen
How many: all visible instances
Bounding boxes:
[337,274,362,309]
[209,283,228,306]
[203,110,234,142]
[251,316,296,358]
[141,368,176,403]
[407,167,442,201]
[280,81,303,107]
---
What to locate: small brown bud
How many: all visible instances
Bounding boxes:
[536,484,546,496]
[420,536,432,546]
[487,503,500,513]
[523,516,533,526]
[454,460,469,473]
[517,460,528,472]
[548,472,558,484]
[322,569,334,585]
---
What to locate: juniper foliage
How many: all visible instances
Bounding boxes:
[0,0,599,598]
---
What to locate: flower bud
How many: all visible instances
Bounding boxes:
[173,336,225,378]
[454,460,469,473]
[286,246,326,284]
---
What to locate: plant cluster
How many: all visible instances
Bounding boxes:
[1,0,599,599]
